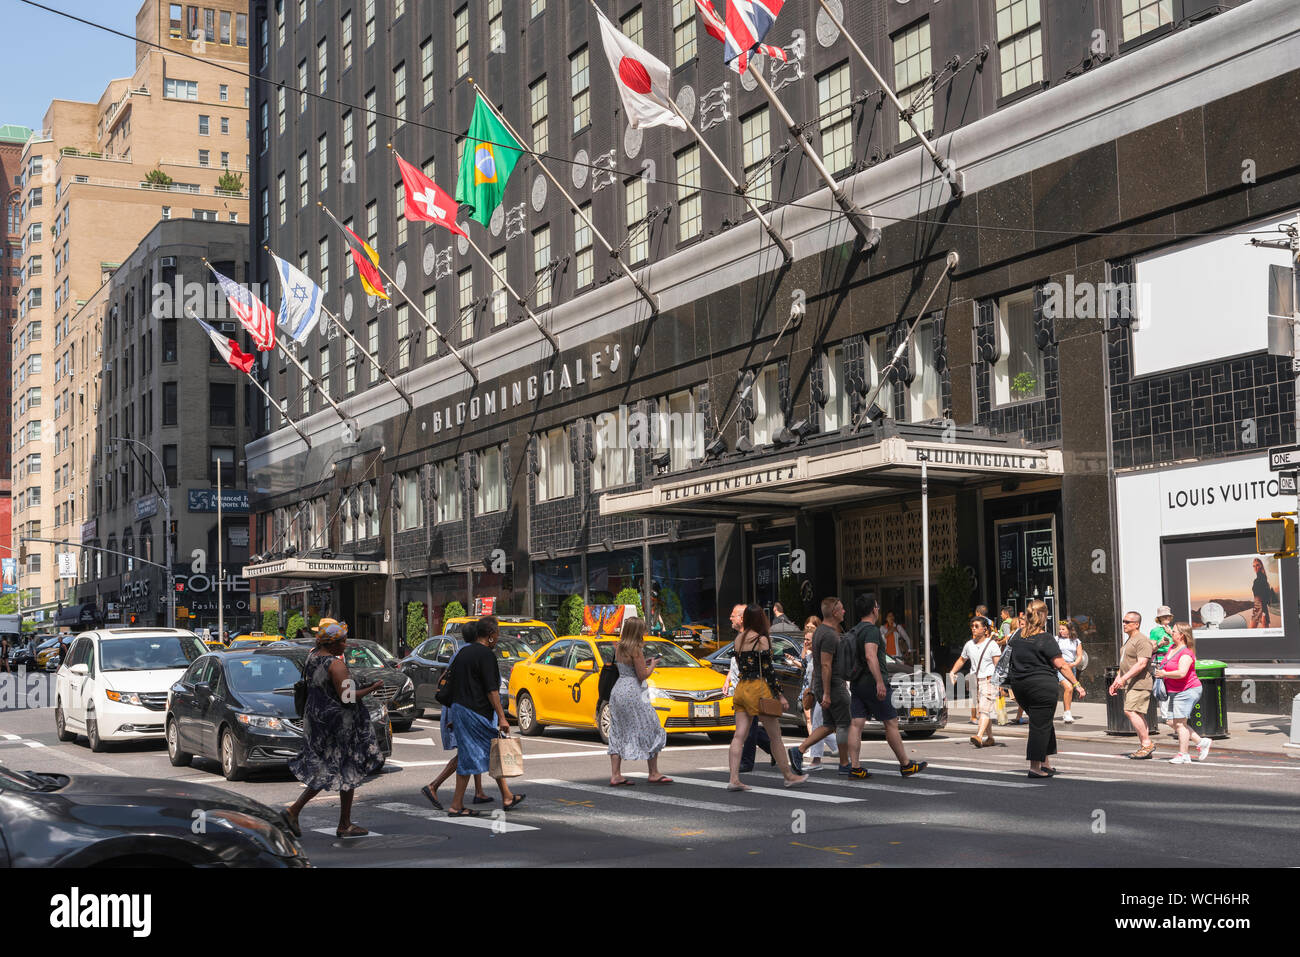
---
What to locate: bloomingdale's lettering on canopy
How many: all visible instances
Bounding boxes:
[432,344,623,434]
[659,465,800,503]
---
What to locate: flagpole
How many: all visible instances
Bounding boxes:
[468,78,660,316]
[321,305,415,410]
[318,201,480,386]
[273,337,355,431]
[185,307,312,448]
[812,0,962,197]
[747,68,880,251]
[388,146,560,355]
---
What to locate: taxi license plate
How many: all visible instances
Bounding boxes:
[909,708,927,718]
[692,703,719,720]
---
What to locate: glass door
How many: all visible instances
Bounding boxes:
[994,514,1060,625]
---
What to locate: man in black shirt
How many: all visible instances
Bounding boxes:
[846,592,927,777]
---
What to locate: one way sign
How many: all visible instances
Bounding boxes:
[1269,445,1300,471]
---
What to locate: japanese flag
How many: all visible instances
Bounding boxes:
[596,10,686,131]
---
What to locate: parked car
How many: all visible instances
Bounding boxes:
[509,635,735,744]
[400,632,539,717]
[34,637,62,671]
[54,628,208,752]
[256,642,417,732]
[165,651,392,781]
[228,634,282,650]
[8,638,38,671]
[703,635,948,738]
[0,762,308,867]
[441,616,557,650]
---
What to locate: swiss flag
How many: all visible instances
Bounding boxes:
[395,152,467,237]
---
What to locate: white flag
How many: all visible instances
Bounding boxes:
[595,9,686,131]
[270,251,325,344]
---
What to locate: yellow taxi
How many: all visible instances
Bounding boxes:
[229,633,282,649]
[442,616,556,651]
[507,635,734,743]
[203,639,228,651]
[35,640,63,670]
[666,623,720,657]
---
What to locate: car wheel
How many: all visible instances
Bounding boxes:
[54,701,76,742]
[166,718,193,767]
[597,701,612,745]
[902,729,936,739]
[220,729,247,781]
[391,720,413,733]
[707,731,733,743]
[516,692,544,736]
[87,713,107,753]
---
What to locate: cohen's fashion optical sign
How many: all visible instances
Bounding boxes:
[658,463,801,503]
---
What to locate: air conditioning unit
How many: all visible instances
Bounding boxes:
[92,402,100,412]
[160,256,175,267]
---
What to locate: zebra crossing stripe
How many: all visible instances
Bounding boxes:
[375,801,539,832]
[635,773,872,802]
[530,778,749,812]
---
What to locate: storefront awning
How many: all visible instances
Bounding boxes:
[599,436,1064,521]
[242,557,389,580]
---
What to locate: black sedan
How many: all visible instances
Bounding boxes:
[166,651,393,781]
[0,763,308,867]
[263,640,417,731]
[399,633,537,717]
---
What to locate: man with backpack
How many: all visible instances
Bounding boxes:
[843,592,928,778]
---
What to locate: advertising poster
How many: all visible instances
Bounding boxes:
[1185,553,1283,638]
[1,558,16,594]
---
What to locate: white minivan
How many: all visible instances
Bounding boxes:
[55,628,207,751]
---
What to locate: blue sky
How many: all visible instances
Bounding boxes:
[1,0,141,131]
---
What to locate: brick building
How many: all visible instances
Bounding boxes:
[0,124,31,567]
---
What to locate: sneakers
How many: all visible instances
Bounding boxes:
[899,760,928,777]
[1197,738,1212,761]
[787,747,804,775]
[1062,711,1074,723]
[837,763,853,775]
[1168,753,1192,764]
[848,766,871,780]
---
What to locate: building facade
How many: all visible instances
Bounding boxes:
[245,0,1300,703]
[11,0,250,620]
[0,125,31,571]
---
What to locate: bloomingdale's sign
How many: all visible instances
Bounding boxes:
[431,344,624,434]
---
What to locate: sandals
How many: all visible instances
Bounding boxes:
[647,776,674,785]
[1128,744,1156,760]
[472,794,495,804]
[609,778,635,787]
[420,785,444,811]
[726,783,750,792]
[282,808,302,838]
[502,794,526,811]
[335,823,369,838]
[1026,770,1051,779]
[969,735,984,748]
[447,807,480,817]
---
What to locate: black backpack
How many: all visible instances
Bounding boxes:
[597,654,620,704]
[846,622,874,685]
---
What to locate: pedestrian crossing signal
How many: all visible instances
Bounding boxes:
[1256,516,1296,558]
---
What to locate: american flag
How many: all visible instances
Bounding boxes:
[696,0,787,74]
[212,268,276,351]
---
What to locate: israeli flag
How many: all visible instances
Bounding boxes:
[270,252,324,344]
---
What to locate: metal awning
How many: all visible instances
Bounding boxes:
[599,436,1064,521]
[242,557,389,580]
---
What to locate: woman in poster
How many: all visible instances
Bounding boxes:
[1250,558,1277,629]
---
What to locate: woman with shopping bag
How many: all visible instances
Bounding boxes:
[442,616,525,816]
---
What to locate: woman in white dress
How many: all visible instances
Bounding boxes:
[606,617,672,787]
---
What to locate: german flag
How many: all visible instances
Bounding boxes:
[342,223,388,300]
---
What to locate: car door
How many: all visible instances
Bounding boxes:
[408,639,437,708]
[61,639,90,728]
[189,658,221,756]
[769,635,805,707]
[564,640,603,728]
[170,658,204,751]
[201,661,230,755]
[526,639,574,723]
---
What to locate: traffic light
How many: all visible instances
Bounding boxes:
[1256,516,1297,558]
[17,541,26,564]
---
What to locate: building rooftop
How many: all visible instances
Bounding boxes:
[0,124,33,144]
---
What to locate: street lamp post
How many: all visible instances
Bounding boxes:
[107,436,175,630]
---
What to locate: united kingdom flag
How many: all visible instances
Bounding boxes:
[696,0,787,75]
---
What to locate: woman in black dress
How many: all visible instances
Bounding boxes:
[1007,600,1086,778]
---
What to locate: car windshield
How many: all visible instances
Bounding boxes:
[495,636,533,661]
[226,655,302,694]
[368,643,399,664]
[497,625,551,649]
[597,641,699,668]
[99,635,205,671]
[342,645,384,668]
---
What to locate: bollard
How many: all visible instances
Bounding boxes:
[1288,694,1300,749]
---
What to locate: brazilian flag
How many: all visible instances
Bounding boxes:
[456,94,525,227]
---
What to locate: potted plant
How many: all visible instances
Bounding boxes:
[261,610,279,634]
[405,602,427,651]
[1011,372,1038,398]
[216,169,244,193]
[556,594,584,637]
[143,168,173,188]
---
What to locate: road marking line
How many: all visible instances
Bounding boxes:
[312,828,385,837]
[531,778,748,812]
[375,801,539,832]
[388,748,619,768]
[699,767,953,796]
[1057,750,1297,771]
[913,762,1122,783]
[2,733,20,740]
[631,773,869,803]
[392,738,438,746]
[23,740,45,748]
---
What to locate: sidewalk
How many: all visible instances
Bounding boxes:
[955,700,1299,756]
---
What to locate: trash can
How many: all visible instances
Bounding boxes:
[1104,665,1160,735]
[1189,659,1230,740]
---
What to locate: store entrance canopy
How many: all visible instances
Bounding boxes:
[242,557,389,580]
[599,436,1064,522]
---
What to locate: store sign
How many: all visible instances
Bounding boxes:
[657,463,801,504]
[1150,457,1289,535]
[188,489,250,513]
[80,520,97,544]
[910,444,1053,473]
[243,557,388,579]
[135,494,158,520]
[57,553,77,579]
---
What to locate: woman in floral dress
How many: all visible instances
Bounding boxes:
[284,619,386,838]
[606,617,672,786]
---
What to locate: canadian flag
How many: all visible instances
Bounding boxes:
[395,152,467,237]
[595,9,686,131]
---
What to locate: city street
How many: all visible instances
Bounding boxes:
[2,685,1296,868]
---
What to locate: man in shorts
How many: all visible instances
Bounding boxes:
[787,597,850,775]
[1109,611,1155,759]
[844,592,927,777]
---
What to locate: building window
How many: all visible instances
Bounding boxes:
[209,446,235,484]
[210,383,236,426]
[489,0,504,53]
[592,412,635,491]
[570,46,590,133]
[530,76,549,155]
[318,133,328,194]
[366,319,379,380]
[574,203,593,288]
[893,20,932,142]
[163,381,177,425]
[397,470,423,531]
[396,303,410,368]
[364,0,375,47]
[346,337,357,391]
[458,268,474,341]
[672,0,697,66]
[198,114,210,135]
[364,89,377,151]
[867,330,895,418]
[658,390,703,472]
[490,249,508,327]
[299,356,311,414]
[423,288,438,358]
[996,0,1043,97]
[817,62,854,172]
[823,344,851,431]
[236,12,247,46]
[395,181,408,246]
[741,108,771,204]
[537,427,571,502]
[675,146,702,243]
[317,37,328,94]
[992,290,1044,406]
[319,344,331,388]
[341,110,353,171]
[199,149,210,167]
[365,201,378,248]
[219,83,228,102]
[277,86,285,134]
[455,6,470,77]
[1122,0,1173,41]
[341,10,353,70]
[163,445,178,486]
[531,0,546,17]
[621,7,643,46]
[394,0,405,20]
[318,235,329,292]
[625,177,648,265]
[393,62,407,124]
[298,151,308,206]
[277,171,286,224]
[476,445,506,514]
[532,225,552,308]
[297,59,308,113]
[908,319,942,420]
[436,460,461,523]
[751,364,784,446]
[421,38,434,106]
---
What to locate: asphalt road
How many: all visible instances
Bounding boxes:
[2,678,1297,867]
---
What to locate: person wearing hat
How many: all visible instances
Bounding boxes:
[285,619,386,838]
[1149,606,1175,729]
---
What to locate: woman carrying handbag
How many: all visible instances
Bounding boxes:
[726,605,808,791]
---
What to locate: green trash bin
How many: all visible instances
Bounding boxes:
[1189,659,1230,740]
